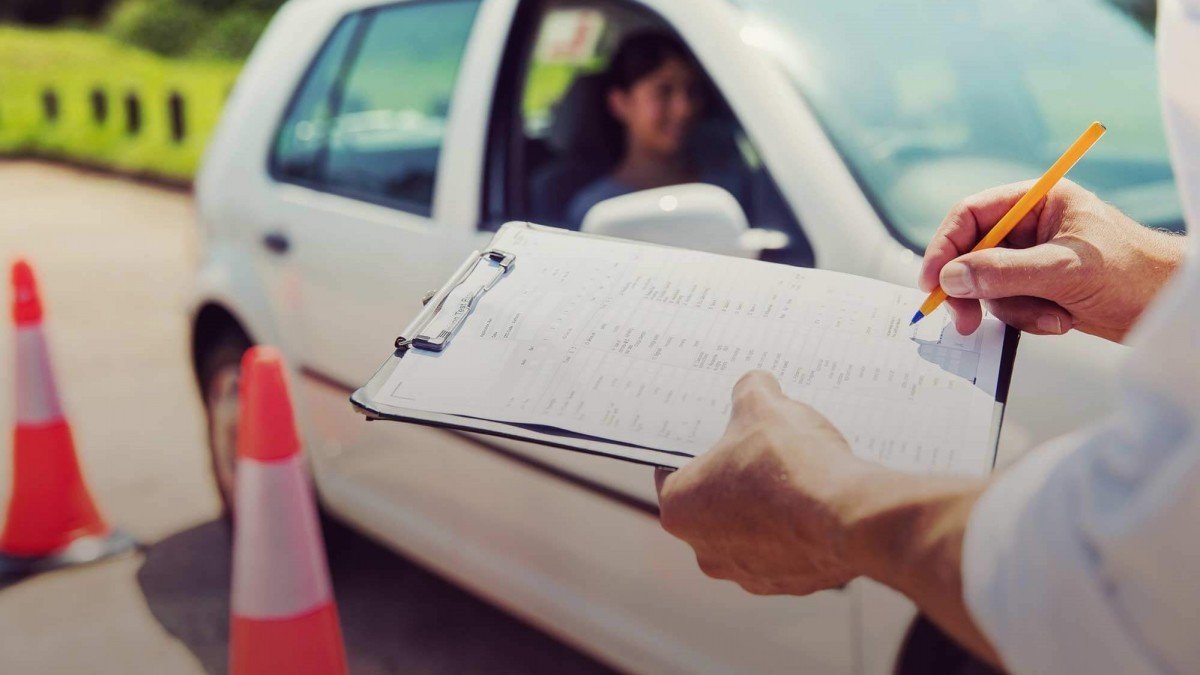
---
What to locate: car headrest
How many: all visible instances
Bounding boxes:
[545,73,621,159]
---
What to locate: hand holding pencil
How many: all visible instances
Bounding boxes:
[912,122,1106,326]
[916,123,1187,343]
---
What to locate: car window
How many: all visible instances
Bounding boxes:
[271,0,481,216]
[487,2,814,268]
[272,14,362,183]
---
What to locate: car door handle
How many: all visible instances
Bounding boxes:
[262,231,290,255]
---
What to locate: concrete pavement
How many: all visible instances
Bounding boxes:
[0,160,614,674]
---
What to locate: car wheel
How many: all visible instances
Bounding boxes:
[197,329,252,517]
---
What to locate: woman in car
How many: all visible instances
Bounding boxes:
[566,31,743,229]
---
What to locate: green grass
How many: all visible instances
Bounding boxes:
[0,26,242,181]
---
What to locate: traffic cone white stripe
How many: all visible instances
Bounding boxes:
[15,325,63,426]
[231,454,333,619]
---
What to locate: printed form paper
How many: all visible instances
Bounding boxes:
[374,226,1008,476]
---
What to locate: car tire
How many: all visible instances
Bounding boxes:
[197,328,252,518]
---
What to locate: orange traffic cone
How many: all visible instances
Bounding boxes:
[229,346,348,675]
[0,260,135,578]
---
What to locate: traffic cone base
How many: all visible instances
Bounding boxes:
[0,420,137,579]
[2,421,108,555]
[0,529,136,579]
[230,604,347,675]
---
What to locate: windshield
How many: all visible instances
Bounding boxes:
[738,0,1184,248]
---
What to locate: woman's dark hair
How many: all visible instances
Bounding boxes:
[606,31,697,91]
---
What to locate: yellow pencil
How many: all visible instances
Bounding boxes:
[911,120,1107,325]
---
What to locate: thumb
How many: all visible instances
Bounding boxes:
[729,370,784,426]
[939,244,1075,301]
[654,467,675,499]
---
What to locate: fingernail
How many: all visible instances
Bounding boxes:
[1036,314,1064,334]
[940,262,974,296]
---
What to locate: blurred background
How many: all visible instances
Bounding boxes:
[0,0,279,182]
[0,0,1182,673]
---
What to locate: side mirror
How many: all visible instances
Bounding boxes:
[580,183,788,257]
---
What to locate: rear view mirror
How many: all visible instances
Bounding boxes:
[580,183,788,257]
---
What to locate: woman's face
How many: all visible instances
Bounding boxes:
[608,56,703,158]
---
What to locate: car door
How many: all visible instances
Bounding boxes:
[265,0,486,411]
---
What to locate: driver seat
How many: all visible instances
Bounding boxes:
[528,73,621,227]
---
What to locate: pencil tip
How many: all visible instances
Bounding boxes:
[909,311,924,325]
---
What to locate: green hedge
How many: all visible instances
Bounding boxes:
[107,0,276,59]
[0,26,242,181]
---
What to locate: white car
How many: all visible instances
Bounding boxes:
[191,0,1181,672]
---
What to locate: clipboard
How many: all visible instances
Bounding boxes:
[352,222,700,469]
[351,222,1019,472]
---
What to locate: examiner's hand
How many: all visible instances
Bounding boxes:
[655,371,870,596]
[655,372,999,662]
[920,180,1186,342]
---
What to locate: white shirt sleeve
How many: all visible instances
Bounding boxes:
[962,5,1200,672]
[962,413,1200,674]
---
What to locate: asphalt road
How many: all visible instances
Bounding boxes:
[0,160,615,674]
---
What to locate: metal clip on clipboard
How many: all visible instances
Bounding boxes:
[394,248,515,352]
